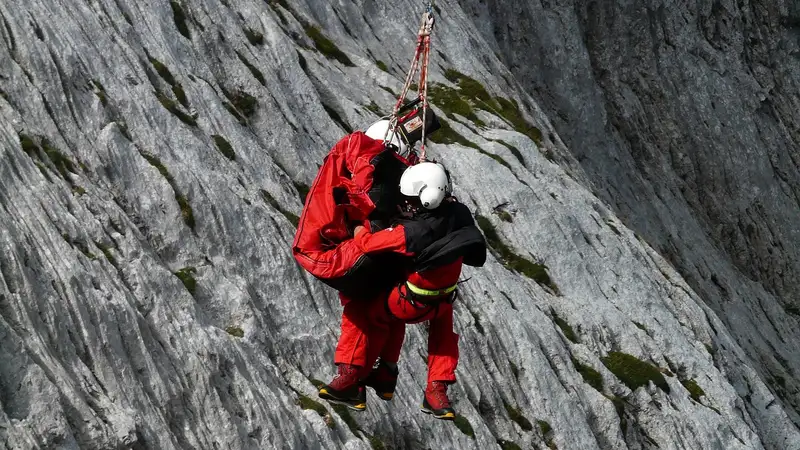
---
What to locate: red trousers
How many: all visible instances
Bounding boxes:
[334,286,460,385]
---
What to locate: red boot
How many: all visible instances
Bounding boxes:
[363,360,399,401]
[421,381,456,420]
[318,364,367,411]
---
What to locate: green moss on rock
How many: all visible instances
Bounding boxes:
[304,25,354,66]
[174,267,197,295]
[476,215,559,293]
[235,51,266,86]
[225,326,244,337]
[452,416,475,438]
[681,378,705,402]
[601,352,670,394]
[212,135,235,161]
[572,358,603,392]
[170,1,191,39]
[330,404,359,435]
[155,91,197,126]
[553,313,578,343]
[504,401,533,431]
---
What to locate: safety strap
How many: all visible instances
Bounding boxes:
[405,280,457,297]
[385,1,436,162]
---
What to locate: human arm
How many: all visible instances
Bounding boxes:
[353,225,414,256]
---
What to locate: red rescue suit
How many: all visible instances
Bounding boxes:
[334,226,462,384]
[291,132,414,301]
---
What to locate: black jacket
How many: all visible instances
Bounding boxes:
[399,200,487,272]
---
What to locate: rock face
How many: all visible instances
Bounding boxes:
[0,1,797,449]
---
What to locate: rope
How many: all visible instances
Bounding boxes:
[384,1,436,161]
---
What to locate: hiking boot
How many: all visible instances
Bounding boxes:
[363,360,399,401]
[420,381,456,420]
[318,364,367,411]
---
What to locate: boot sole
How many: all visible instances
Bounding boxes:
[369,390,393,401]
[420,406,456,420]
[319,388,366,411]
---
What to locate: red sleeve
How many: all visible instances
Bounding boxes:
[354,225,413,256]
[343,133,386,217]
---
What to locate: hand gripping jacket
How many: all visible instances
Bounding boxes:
[292,132,413,301]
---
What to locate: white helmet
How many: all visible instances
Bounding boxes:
[365,119,408,155]
[399,162,450,209]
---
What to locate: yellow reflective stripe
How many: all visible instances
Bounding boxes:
[405,281,457,297]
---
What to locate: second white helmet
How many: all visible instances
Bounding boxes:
[399,162,450,209]
[365,119,408,155]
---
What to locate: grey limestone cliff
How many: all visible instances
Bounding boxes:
[0,0,798,449]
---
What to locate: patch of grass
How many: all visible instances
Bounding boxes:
[260,189,299,227]
[141,153,196,230]
[476,215,559,293]
[176,195,195,229]
[681,379,705,402]
[330,404,359,435]
[601,352,670,394]
[304,25,354,66]
[365,101,382,115]
[41,138,77,180]
[552,312,578,343]
[428,84,484,126]
[439,69,543,144]
[538,420,552,435]
[478,148,512,170]
[170,1,191,39]
[155,91,197,127]
[174,267,197,296]
[379,85,396,97]
[222,89,258,118]
[493,96,543,145]
[572,358,603,392]
[786,304,800,316]
[322,103,352,133]
[367,435,385,450]
[235,51,266,86]
[297,394,329,420]
[149,57,177,86]
[243,27,264,45]
[427,119,480,150]
[375,60,388,72]
[63,235,96,259]
[91,80,108,107]
[95,241,117,266]
[496,210,513,223]
[19,133,38,156]
[172,85,188,108]
[504,401,533,431]
[225,326,244,338]
[452,416,475,438]
[496,140,524,165]
[633,321,647,332]
[212,135,235,161]
[498,440,522,450]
